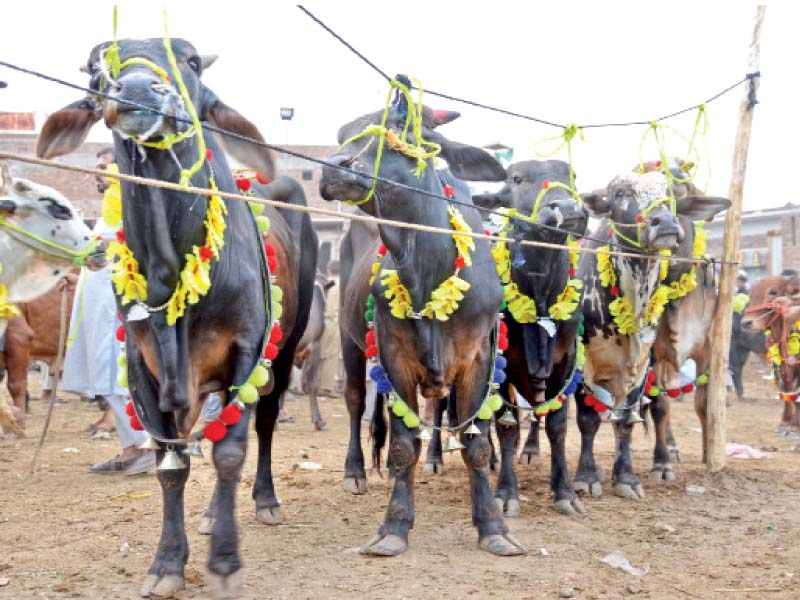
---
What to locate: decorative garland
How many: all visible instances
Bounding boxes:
[765,320,800,403]
[380,201,474,321]
[0,263,20,319]
[641,367,710,401]
[491,207,582,324]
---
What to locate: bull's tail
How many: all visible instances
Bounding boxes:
[640,399,651,437]
[370,392,388,476]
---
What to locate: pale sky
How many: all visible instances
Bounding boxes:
[1,2,792,211]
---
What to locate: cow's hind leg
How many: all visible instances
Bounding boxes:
[342,335,368,494]
[494,403,521,517]
[206,406,252,599]
[253,395,283,525]
[650,395,676,482]
[304,340,328,431]
[424,397,447,475]
[547,404,586,516]
[612,417,645,500]
[518,416,541,465]
[573,390,604,497]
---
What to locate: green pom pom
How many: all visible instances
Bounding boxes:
[272,304,283,320]
[248,365,270,387]
[391,399,409,418]
[648,385,660,397]
[271,285,283,303]
[478,403,493,420]
[579,323,585,336]
[238,383,259,405]
[249,201,265,216]
[365,309,375,322]
[256,215,271,234]
[697,374,708,386]
[117,369,128,388]
[487,393,503,412]
[366,295,375,308]
[117,353,126,368]
[500,301,507,311]
[403,412,420,429]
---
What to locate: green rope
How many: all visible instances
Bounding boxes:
[510,180,583,225]
[0,217,100,266]
[533,122,584,190]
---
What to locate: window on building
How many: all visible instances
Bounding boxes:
[302,170,314,181]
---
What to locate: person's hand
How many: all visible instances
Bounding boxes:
[57,272,79,292]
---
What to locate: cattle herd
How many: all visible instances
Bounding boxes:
[0,33,796,599]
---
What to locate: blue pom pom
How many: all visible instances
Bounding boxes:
[369,365,387,382]
[495,355,507,371]
[377,380,393,393]
[572,371,583,385]
[493,369,507,385]
[564,380,578,396]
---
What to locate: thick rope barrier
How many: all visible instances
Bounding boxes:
[0,151,735,266]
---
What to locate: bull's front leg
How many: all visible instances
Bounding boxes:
[341,335,368,494]
[206,406,251,599]
[360,387,420,556]
[573,389,604,497]
[650,394,676,482]
[612,418,645,499]
[546,404,587,516]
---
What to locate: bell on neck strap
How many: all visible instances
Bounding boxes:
[512,237,526,267]
[464,422,481,437]
[626,411,645,425]
[139,435,161,451]
[416,428,432,441]
[497,409,517,427]
[443,434,465,452]
[189,442,204,458]
[608,410,625,422]
[158,446,186,471]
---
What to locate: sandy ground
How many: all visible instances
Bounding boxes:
[2,359,800,600]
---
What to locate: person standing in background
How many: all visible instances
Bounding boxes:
[318,260,342,396]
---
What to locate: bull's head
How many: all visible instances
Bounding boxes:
[741,275,791,331]
[319,101,505,214]
[35,38,274,182]
[473,160,588,240]
[583,171,728,253]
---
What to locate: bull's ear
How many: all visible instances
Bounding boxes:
[581,190,609,216]
[204,95,275,182]
[427,131,506,182]
[675,195,731,220]
[473,186,511,210]
[0,199,16,216]
[36,97,102,159]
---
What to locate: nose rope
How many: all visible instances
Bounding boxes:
[0,216,101,266]
[607,195,675,250]
[506,179,583,225]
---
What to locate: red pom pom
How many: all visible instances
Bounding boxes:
[584,394,597,407]
[454,256,465,269]
[116,229,125,243]
[681,383,695,394]
[117,311,122,322]
[264,343,279,361]
[129,414,143,431]
[608,229,613,238]
[116,325,126,342]
[635,215,644,223]
[667,388,681,398]
[644,383,652,394]
[593,402,608,413]
[497,335,509,351]
[498,320,508,336]
[206,149,214,161]
[199,246,214,262]
[268,256,278,272]
[655,160,662,168]
[255,172,270,185]
[219,403,242,426]
[269,324,283,344]
[542,179,550,189]
[264,243,276,257]
[125,401,135,417]
[378,244,387,256]
[569,267,576,277]
[365,330,376,346]
[443,184,455,198]
[235,177,251,193]
[365,345,378,358]
[610,286,619,297]
[484,229,491,236]
[204,420,227,442]
[647,371,656,385]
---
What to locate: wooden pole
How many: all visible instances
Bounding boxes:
[706,5,765,472]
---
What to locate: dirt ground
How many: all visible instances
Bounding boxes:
[2,359,799,600]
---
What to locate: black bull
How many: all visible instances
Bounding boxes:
[36,38,316,599]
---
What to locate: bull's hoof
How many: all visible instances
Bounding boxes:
[613,483,646,500]
[139,574,184,598]
[313,420,328,431]
[255,506,284,525]
[424,461,445,475]
[573,480,603,497]
[359,534,408,556]
[650,466,676,482]
[518,451,540,465]
[198,515,214,535]
[342,477,368,495]
[555,498,588,517]
[494,496,521,518]
[478,533,527,556]
[206,569,245,599]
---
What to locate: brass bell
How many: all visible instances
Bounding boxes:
[416,428,432,441]
[626,411,646,425]
[464,422,482,436]
[443,434,465,452]
[189,442,204,458]
[497,409,517,427]
[608,409,625,422]
[158,446,187,471]
[526,411,538,422]
[139,435,161,451]
[640,395,652,407]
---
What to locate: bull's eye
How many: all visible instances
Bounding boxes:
[187,57,201,73]
[614,189,625,199]
[768,288,778,297]
[512,175,523,185]
[42,199,73,221]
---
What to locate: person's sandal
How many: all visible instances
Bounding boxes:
[89,456,125,473]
